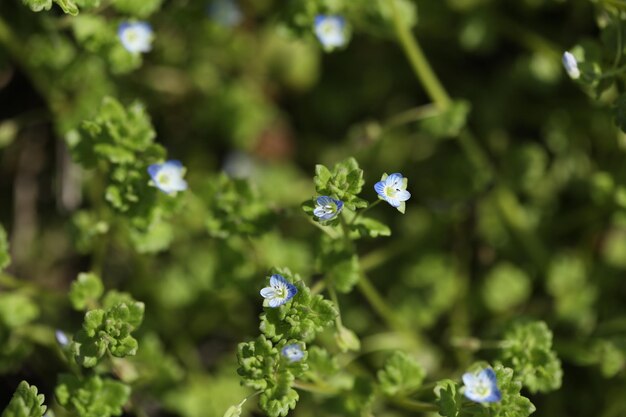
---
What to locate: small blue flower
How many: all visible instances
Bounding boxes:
[55,330,69,347]
[313,196,344,221]
[118,22,154,54]
[148,160,188,195]
[314,15,347,51]
[208,0,243,27]
[281,344,305,362]
[462,368,502,403]
[562,51,580,80]
[374,173,411,213]
[260,274,298,308]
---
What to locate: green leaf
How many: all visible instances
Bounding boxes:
[482,263,531,313]
[0,224,10,271]
[258,372,299,417]
[435,379,462,417]
[21,0,52,12]
[334,325,360,353]
[71,294,144,367]
[55,375,131,417]
[420,100,471,139]
[1,381,47,417]
[378,351,426,396]
[111,0,164,17]
[0,294,39,328]
[349,216,391,238]
[54,0,79,14]
[69,272,104,311]
[500,321,562,393]
[237,335,276,390]
[489,364,536,417]
[322,249,360,293]
[306,346,339,377]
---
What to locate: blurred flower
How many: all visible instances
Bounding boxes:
[313,196,343,220]
[208,0,243,27]
[281,344,304,362]
[562,51,580,79]
[374,173,411,213]
[55,330,69,347]
[118,22,154,54]
[148,160,188,195]
[314,15,347,51]
[223,151,256,179]
[462,368,501,403]
[260,274,297,308]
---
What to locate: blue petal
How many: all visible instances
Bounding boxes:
[480,368,497,385]
[270,274,288,287]
[135,21,153,34]
[260,287,275,299]
[374,181,385,196]
[396,190,411,202]
[164,159,183,169]
[386,173,403,187]
[314,15,327,27]
[118,22,131,38]
[334,199,344,212]
[483,388,502,403]
[147,163,162,180]
[286,282,298,300]
[316,196,333,206]
[462,372,475,387]
[269,297,284,308]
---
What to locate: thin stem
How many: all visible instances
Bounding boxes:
[293,380,337,395]
[388,396,439,413]
[328,286,344,328]
[388,0,451,109]
[356,274,410,336]
[350,199,382,225]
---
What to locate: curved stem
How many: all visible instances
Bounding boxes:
[350,199,382,225]
[388,0,451,109]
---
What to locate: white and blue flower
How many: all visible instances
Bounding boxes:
[314,15,347,51]
[118,22,154,54]
[462,368,502,403]
[148,160,188,195]
[562,51,580,80]
[55,330,69,347]
[313,196,344,221]
[281,344,305,362]
[260,274,298,308]
[208,0,243,27]
[374,173,411,213]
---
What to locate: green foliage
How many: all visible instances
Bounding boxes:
[349,216,391,238]
[0,225,9,272]
[1,381,47,417]
[202,173,276,238]
[260,270,337,343]
[314,158,367,211]
[69,272,104,310]
[377,351,425,396]
[71,286,144,367]
[501,321,562,393]
[318,237,360,293]
[488,364,536,417]
[236,336,304,417]
[482,263,531,313]
[55,374,130,417]
[546,254,596,327]
[435,379,463,417]
[0,294,39,329]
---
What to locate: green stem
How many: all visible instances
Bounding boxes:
[356,274,410,336]
[350,199,382,225]
[293,380,337,395]
[388,0,451,109]
[388,396,439,413]
[328,286,344,328]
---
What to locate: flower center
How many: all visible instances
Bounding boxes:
[321,22,337,36]
[274,285,286,299]
[126,29,139,43]
[474,381,490,398]
[158,173,171,185]
[385,186,397,198]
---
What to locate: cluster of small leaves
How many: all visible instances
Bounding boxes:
[1,381,47,417]
[500,321,563,393]
[236,336,306,417]
[436,364,535,417]
[66,97,181,252]
[259,270,337,343]
[69,273,145,367]
[55,374,131,417]
[377,351,425,396]
[201,173,277,238]
[22,0,162,17]
[313,158,367,211]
